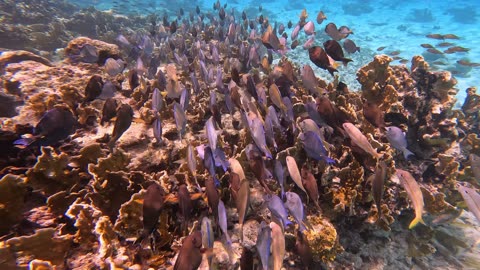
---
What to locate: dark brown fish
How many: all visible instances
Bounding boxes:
[135,182,166,244]
[295,230,313,268]
[426,34,444,39]
[301,165,320,209]
[170,20,177,34]
[399,59,409,64]
[389,50,401,56]
[343,39,360,54]
[377,46,386,51]
[128,69,139,91]
[316,95,349,135]
[420,43,434,48]
[84,75,103,102]
[443,34,460,39]
[205,176,219,215]
[363,101,385,128]
[108,104,133,148]
[308,46,338,76]
[173,231,203,270]
[457,60,480,67]
[323,40,352,66]
[247,144,270,192]
[427,48,443,54]
[101,98,117,125]
[287,20,293,28]
[437,42,454,47]
[178,184,192,234]
[444,46,470,54]
[372,161,387,220]
[291,40,299,50]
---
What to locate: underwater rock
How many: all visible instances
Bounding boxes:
[303,215,343,263]
[0,50,53,74]
[0,92,23,117]
[5,228,73,267]
[65,37,121,65]
[0,174,28,236]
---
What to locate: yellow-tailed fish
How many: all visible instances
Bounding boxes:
[343,122,381,159]
[396,169,425,229]
[270,221,285,270]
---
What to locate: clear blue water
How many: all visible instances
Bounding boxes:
[73,0,480,104]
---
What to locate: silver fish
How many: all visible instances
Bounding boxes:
[247,112,272,159]
[385,126,414,159]
[152,116,162,143]
[284,191,307,232]
[396,169,425,229]
[286,156,307,193]
[270,222,285,270]
[274,160,286,199]
[256,221,271,270]
[457,184,480,224]
[206,116,219,151]
[173,102,187,139]
[218,200,232,245]
[343,123,380,159]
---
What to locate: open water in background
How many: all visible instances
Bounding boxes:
[73,0,480,104]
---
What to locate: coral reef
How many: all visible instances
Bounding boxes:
[0,2,479,270]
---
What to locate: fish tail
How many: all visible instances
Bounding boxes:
[342,58,353,67]
[357,47,361,52]
[403,148,415,160]
[408,216,425,229]
[324,156,335,165]
[327,66,338,76]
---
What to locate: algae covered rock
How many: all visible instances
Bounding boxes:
[0,174,28,235]
[304,215,343,262]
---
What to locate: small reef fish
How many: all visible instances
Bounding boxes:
[301,166,320,209]
[101,98,117,125]
[14,107,76,147]
[457,184,480,224]
[135,182,165,245]
[187,144,198,186]
[218,200,232,245]
[108,104,133,148]
[308,46,338,76]
[362,101,385,128]
[206,116,219,151]
[247,113,272,159]
[295,230,313,268]
[270,222,285,270]
[284,191,307,232]
[303,21,315,36]
[173,231,203,270]
[316,11,327,24]
[173,102,187,139]
[256,221,271,270]
[470,154,480,183]
[396,169,425,229]
[178,184,192,234]
[372,161,387,219]
[84,75,103,102]
[298,131,335,164]
[343,39,360,54]
[343,123,380,159]
[152,116,162,143]
[323,40,352,66]
[274,160,286,199]
[236,178,250,228]
[264,193,292,230]
[385,126,414,159]
[286,156,307,194]
[205,176,219,215]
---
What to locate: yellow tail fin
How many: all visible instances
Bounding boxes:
[408,216,426,229]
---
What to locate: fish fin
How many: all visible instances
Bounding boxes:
[408,216,425,229]
[403,148,415,160]
[324,157,335,165]
[174,158,187,165]
[342,58,353,67]
[357,47,361,52]
[13,137,35,146]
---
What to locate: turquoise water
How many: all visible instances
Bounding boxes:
[75,0,480,103]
